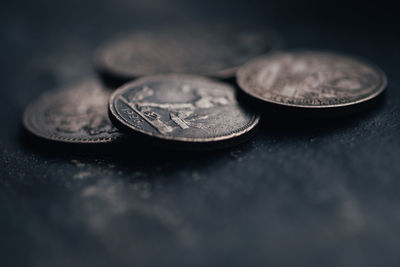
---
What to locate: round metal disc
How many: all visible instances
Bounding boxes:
[23,79,123,143]
[237,51,387,108]
[94,25,282,83]
[108,74,259,146]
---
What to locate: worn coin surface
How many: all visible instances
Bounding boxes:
[237,51,387,108]
[109,74,259,145]
[94,25,281,84]
[23,79,122,143]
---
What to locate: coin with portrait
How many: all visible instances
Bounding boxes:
[23,79,123,143]
[237,51,387,108]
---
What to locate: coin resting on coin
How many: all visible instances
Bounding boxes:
[22,26,387,148]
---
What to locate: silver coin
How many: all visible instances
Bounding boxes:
[23,79,123,143]
[108,74,259,145]
[94,25,281,83]
[237,51,387,108]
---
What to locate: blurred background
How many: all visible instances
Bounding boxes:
[2,0,398,87]
[1,0,400,267]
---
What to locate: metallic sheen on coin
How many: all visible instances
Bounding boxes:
[108,74,259,145]
[237,51,387,108]
[94,25,281,84]
[23,79,122,143]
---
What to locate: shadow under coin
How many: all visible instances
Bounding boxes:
[19,124,256,176]
[236,88,387,139]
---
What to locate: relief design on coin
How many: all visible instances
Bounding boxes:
[95,25,282,81]
[237,51,387,108]
[109,75,259,143]
[23,79,122,143]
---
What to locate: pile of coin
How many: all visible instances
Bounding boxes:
[23,25,387,149]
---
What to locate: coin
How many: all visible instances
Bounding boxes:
[237,51,387,108]
[108,74,259,147]
[23,79,123,143]
[94,24,281,85]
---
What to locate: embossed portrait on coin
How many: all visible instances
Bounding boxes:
[238,51,386,107]
[258,54,378,101]
[44,94,118,136]
[23,79,122,143]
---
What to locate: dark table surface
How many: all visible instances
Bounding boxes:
[1,1,400,266]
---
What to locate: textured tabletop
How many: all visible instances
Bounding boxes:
[1,1,399,266]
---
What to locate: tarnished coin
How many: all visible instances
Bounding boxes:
[23,79,123,143]
[237,51,387,108]
[94,25,281,85]
[109,74,259,146]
